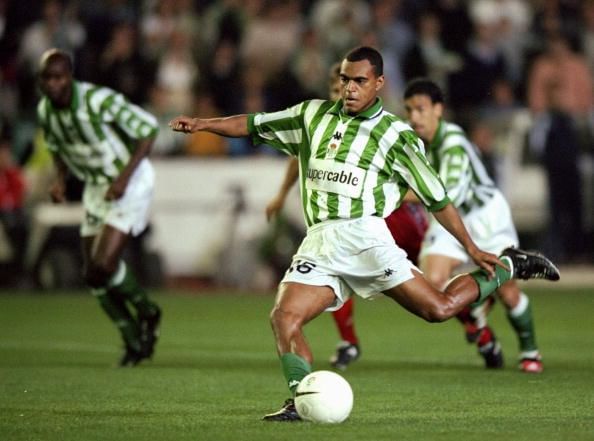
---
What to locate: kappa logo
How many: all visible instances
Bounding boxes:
[332,131,343,141]
[384,268,394,277]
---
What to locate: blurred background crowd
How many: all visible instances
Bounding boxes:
[1,0,594,288]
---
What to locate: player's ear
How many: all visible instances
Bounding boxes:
[375,75,385,92]
[435,102,444,118]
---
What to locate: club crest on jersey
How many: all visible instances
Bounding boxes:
[326,142,339,159]
[326,131,344,159]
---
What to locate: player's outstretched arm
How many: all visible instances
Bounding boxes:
[169,114,249,138]
[432,203,506,277]
[266,158,299,222]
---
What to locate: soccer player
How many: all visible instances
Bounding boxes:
[37,49,162,367]
[170,46,559,421]
[403,78,545,373]
[265,63,428,370]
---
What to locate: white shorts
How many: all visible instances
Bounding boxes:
[419,190,519,263]
[81,159,154,237]
[281,216,419,311]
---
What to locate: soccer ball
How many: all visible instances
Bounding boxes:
[294,370,353,423]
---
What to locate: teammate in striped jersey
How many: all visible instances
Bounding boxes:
[37,49,162,367]
[264,62,428,371]
[404,78,544,373]
[170,46,559,421]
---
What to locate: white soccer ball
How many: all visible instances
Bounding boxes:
[294,370,353,423]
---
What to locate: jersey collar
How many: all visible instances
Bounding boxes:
[46,81,79,111]
[329,97,383,119]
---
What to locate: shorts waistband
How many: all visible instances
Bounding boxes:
[307,216,385,233]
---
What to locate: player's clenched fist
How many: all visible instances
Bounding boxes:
[169,116,201,133]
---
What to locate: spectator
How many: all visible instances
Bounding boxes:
[0,127,27,273]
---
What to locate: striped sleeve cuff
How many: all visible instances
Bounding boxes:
[426,196,451,212]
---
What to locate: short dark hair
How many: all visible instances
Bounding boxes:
[39,48,74,73]
[404,78,444,103]
[344,46,383,76]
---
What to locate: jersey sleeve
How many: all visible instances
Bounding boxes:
[94,88,159,140]
[437,144,471,208]
[247,101,306,156]
[391,130,450,212]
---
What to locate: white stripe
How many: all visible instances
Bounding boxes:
[405,143,447,201]
[88,87,113,114]
[258,128,302,144]
[309,113,334,158]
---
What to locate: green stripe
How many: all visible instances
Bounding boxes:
[395,150,435,200]
[70,108,91,144]
[356,115,392,168]
[100,94,116,116]
[310,191,321,225]
[326,193,339,219]
[54,112,74,144]
[334,119,360,162]
[85,87,106,140]
[373,185,385,215]
[350,197,363,218]
[315,119,339,159]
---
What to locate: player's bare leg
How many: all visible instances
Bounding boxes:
[84,225,160,366]
[264,282,336,421]
[420,253,503,368]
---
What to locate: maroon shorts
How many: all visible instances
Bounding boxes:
[384,202,428,265]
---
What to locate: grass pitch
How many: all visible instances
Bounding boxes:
[1,287,593,441]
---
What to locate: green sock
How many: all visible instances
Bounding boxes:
[469,256,513,306]
[506,293,538,352]
[92,287,142,352]
[280,353,312,395]
[109,261,159,318]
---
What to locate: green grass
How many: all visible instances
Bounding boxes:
[1,287,593,441]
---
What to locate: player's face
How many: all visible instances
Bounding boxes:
[404,94,443,143]
[339,59,384,115]
[39,59,73,108]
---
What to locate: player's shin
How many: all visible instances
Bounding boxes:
[506,292,538,352]
[92,287,142,353]
[108,260,159,317]
[469,262,513,306]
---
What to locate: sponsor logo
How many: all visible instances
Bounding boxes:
[306,158,365,198]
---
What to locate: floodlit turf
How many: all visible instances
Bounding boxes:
[1,287,593,441]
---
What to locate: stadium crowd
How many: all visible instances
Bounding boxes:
[0,0,593,283]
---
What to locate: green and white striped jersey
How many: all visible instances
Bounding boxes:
[426,120,496,214]
[37,81,158,184]
[248,98,450,227]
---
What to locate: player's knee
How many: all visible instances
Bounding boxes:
[84,258,117,288]
[270,306,303,338]
[425,272,449,290]
[423,302,454,323]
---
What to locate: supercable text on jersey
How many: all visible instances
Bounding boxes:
[306,168,360,186]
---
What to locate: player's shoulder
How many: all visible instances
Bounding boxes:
[382,110,417,135]
[440,120,471,149]
[81,82,122,111]
[36,96,50,119]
